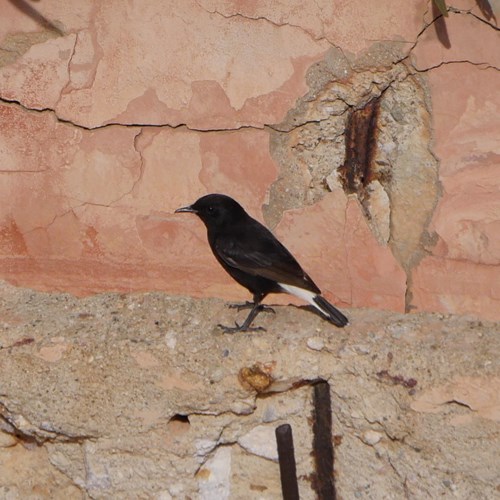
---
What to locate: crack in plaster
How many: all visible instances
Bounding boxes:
[265,54,440,313]
[17,187,144,238]
[53,127,149,213]
[453,7,499,31]
[128,128,146,197]
[403,7,500,72]
[19,206,80,237]
[178,376,336,475]
[1,93,366,139]
[193,426,226,474]
[55,34,78,110]
[0,97,269,133]
[0,402,95,445]
[413,59,499,72]
[195,0,329,44]
[1,3,497,321]
[0,168,49,173]
[59,5,106,97]
[260,3,499,309]
[1,4,496,134]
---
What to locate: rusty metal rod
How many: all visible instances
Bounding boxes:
[312,381,336,499]
[275,423,300,500]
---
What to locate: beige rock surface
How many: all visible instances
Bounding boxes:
[0,281,499,498]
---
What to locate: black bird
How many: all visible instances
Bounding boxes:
[175,194,348,332]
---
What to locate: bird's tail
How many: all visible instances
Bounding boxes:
[313,295,349,327]
[279,283,349,327]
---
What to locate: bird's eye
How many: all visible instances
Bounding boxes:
[207,206,214,213]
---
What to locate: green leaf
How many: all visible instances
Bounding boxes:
[433,0,449,17]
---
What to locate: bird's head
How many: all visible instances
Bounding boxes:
[175,194,246,228]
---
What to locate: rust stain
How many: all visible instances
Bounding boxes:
[82,226,103,257]
[238,363,274,393]
[1,337,35,350]
[338,97,382,198]
[376,369,417,389]
[0,219,29,256]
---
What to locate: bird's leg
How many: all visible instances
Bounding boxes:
[228,301,275,314]
[227,301,254,311]
[220,304,265,333]
[219,293,269,333]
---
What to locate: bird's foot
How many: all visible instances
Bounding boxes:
[227,301,253,311]
[217,322,266,334]
[228,302,276,314]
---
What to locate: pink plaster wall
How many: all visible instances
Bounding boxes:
[1,0,499,320]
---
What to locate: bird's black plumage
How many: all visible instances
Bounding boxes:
[175,194,348,332]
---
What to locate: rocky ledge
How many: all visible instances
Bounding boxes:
[0,281,498,498]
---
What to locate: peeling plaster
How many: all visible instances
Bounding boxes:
[264,44,440,312]
[0,5,498,316]
[0,30,59,67]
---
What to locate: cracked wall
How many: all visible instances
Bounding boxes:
[1,0,499,320]
[264,48,440,312]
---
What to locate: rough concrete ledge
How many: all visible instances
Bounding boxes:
[0,281,498,499]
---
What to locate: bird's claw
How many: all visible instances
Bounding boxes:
[262,305,276,314]
[217,322,266,334]
[227,301,253,311]
[227,302,276,314]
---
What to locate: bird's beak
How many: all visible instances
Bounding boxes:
[175,204,197,214]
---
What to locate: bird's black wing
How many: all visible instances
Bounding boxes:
[214,219,321,294]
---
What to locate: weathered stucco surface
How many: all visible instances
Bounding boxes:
[0,281,499,498]
[1,0,499,320]
[1,2,499,496]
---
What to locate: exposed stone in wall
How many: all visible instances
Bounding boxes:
[264,47,440,313]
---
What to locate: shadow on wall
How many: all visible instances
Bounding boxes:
[8,0,64,34]
[431,0,498,49]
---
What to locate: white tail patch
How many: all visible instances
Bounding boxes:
[279,283,349,327]
[279,283,319,310]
